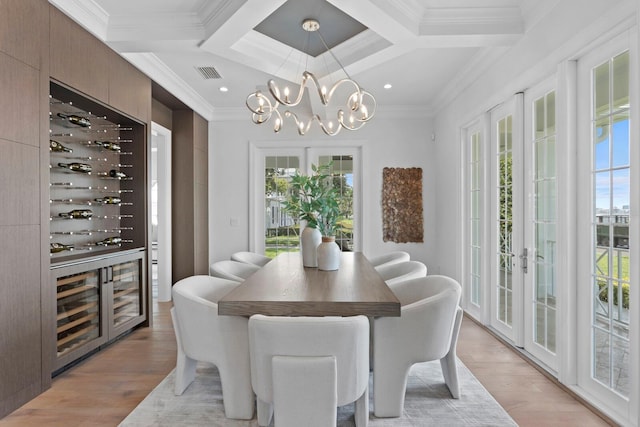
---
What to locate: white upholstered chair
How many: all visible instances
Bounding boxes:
[375,260,427,289]
[369,251,410,269]
[249,315,370,427]
[171,275,254,420]
[209,259,260,282]
[373,275,463,418]
[231,251,271,267]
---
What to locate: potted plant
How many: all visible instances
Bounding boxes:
[283,162,342,269]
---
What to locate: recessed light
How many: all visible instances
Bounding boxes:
[383,83,392,90]
[219,86,229,92]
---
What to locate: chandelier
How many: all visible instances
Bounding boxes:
[246,19,376,136]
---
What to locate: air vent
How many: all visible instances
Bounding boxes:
[195,66,222,80]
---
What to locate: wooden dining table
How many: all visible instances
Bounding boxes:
[218,252,400,317]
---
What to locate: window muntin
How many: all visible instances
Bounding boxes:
[590,51,630,397]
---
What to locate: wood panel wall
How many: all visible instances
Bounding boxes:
[171,110,209,283]
[0,0,170,418]
[49,7,151,124]
[0,0,49,418]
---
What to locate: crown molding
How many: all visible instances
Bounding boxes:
[123,52,215,121]
[419,7,523,35]
[106,13,204,41]
[369,0,422,35]
[199,0,248,39]
[49,0,109,39]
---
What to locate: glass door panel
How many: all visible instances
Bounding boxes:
[253,146,361,257]
[470,131,482,308]
[462,118,487,322]
[490,96,524,344]
[56,269,101,357]
[111,259,142,328]
[590,51,630,397]
[264,155,302,258]
[577,34,633,419]
[524,83,558,370]
[310,147,361,252]
[317,154,355,251]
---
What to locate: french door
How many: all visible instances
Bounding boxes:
[250,144,361,257]
[576,32,635,419]
[463,118,489,322]
[489,95,525,345]
[523,79,559,371]
[465,88,559,367]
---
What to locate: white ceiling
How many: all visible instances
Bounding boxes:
[49,0,558,120]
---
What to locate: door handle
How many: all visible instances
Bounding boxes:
[519,248,528,273]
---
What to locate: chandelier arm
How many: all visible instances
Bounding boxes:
[360,91,377,120]
[318,119,341,136]
[283,111,312,135]
[268,78,306,107]
[273,109,283,133]
[327,78,362,104]
[337,110,367,131]
[245,19,376,136]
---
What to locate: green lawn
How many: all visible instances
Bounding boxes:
[265,247,300,259]
[265,235,299,246]
[596,248,630,281]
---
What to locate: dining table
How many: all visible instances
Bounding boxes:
[218,251,400,317]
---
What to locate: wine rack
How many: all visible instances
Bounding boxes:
[52,251,146,371]
[49,82,148,373]
[56,270,101,358]
[49,82,145,264]
[111,260,142,328]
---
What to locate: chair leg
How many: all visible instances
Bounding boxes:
[373,361,410,418]
[218,369,255,420]
[171,308,197,395]
[257,398,273,427]
[354,386,369,427]
[441,307,463,399]
[173,348,197,395]
[440,353,460,398]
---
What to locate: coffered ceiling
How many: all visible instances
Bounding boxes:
[49,0,558,120]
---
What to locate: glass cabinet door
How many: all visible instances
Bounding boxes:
[56,270,101,357]
[111,259,142,329]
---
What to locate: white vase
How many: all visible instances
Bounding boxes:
[300,226,322,267]
[317,236,341,271]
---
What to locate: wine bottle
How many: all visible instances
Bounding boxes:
[109,170,128,179]
[96,141,120,151]
[57,112,91,127]
[59,209,93,219]
[96,236,122,246]
[94,196,121,205]
[50,140,73,153]
[58,162,92,173]
[50,242,73,253]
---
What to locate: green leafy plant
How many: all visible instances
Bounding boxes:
[282,162,341,237]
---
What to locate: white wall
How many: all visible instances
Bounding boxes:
[432,0,636,280]
[208,110,436,267]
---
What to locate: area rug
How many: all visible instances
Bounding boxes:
[119,360,516,426]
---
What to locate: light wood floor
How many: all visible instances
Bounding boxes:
[0,299,614,427]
